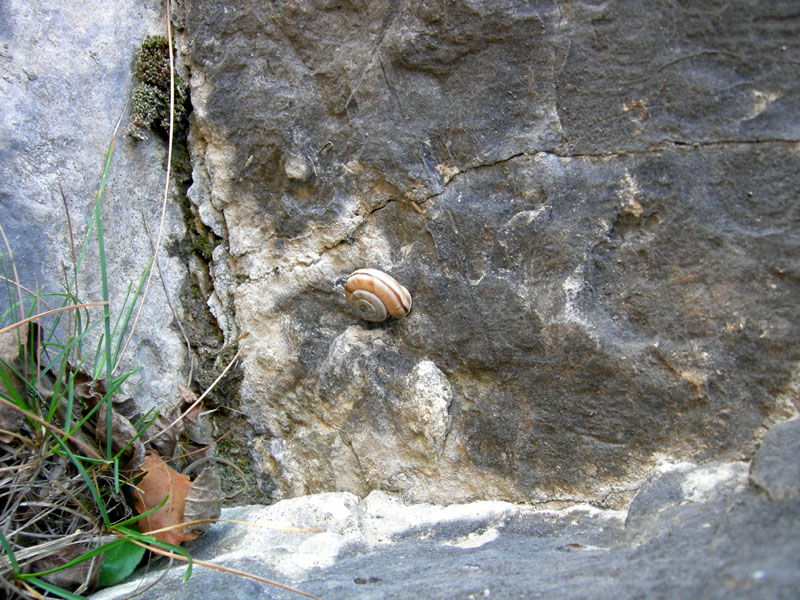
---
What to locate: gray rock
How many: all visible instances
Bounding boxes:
[181,0,800,503]
[750,417,800,502]
[93,421,800,600]
[4,2,797,596]
[0,1,189,405]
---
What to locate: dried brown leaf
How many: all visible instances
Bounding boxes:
[69,366,106,409]
[95,403,145,469]
[183,466,223,535]
[31,541,101,592]
[148,401,181,458]
[133,453,197,545]
[177,384,199,419]
[0,329,25,442]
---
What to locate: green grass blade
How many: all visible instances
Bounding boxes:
[25,576,86,600]
[85,128,117,459]
[111,493,169,528]
[64,370,75,434]
[106,282,132,358]
[109,281,134,353]
[0,529,20,575]
[20,538,125,580]
[92,332,105,378]
[112,256,154,367]
[47,431,110,526]
[46,350,71,421]
[0,360,24,408]
[97,232,113,459]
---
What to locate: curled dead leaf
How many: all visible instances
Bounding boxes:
[31,541,101,592]
[133,453,197,545]
[95,403,145,470]
[69,365,107,409]
[0,330,25,442]
[183,466,223,535]
[148,401,180,459]
[178,384,214,445]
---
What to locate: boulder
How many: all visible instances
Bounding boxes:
[92,418,800,599]
[0,0,189,405]
[180,0,800,503]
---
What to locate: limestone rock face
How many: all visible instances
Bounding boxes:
[181,0,800,504]
[0,0,189,405]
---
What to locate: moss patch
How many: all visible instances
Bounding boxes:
[129,35,189,140]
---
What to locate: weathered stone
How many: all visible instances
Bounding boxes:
[92,422,800,599]
[750,417,800,502]
[181,0,800,504]
[5,2,798,595]
[0,1,189,405]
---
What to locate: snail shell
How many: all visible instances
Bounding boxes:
[344,268,412,322]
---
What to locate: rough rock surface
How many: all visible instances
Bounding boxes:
[181,0,800,503]
[749,417,800,502]
[0,1,189,404]
[93,418,800,600]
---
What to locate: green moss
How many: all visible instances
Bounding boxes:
[129,35,189,138]
[135,35,171,87]
[174,187,221,262]
[194,231,217,261]
[171,144,193,185]
[130,83,164,127]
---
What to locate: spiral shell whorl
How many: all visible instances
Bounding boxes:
[349,289,388,322]
[345,268,412,322]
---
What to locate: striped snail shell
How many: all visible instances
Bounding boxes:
[344,268,412,322]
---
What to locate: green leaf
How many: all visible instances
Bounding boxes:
[98,539,146,587]
[116,527,193,581]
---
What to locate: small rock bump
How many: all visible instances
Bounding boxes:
[285,154,312,182]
